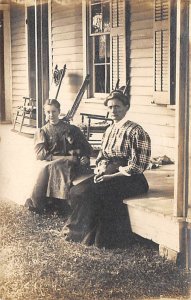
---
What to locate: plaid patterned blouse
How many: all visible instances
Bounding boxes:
[96,120,151,175]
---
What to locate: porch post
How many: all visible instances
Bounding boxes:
[187,0,191,223]
[174,0,190,268]
[34,0,43,128]
[174,0,189,218]
[34,0,40,128]
[0,4,12,122]
[186,0,191,268]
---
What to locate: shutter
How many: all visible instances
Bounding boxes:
[153,0,170,104]
[111,0,126,90]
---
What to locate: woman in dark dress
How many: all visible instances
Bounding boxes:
[62,86,151,247]
[25,99,92,214]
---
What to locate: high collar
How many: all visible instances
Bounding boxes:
[113,113,129,129]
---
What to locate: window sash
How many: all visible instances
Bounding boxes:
[88,0,126,97]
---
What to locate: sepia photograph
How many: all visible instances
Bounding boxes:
[0,0,191,299]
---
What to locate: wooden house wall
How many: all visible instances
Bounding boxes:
[8,0,176,160]
[50,1,84,116]
[10,4,28,118]
[78,0,176,159]
[127,0,175,159]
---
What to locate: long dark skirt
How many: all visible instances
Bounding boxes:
[63,173,149,248]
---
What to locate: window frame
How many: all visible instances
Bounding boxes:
[89,0,111,96]
[86,0,126,99]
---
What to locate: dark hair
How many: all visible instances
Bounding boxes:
[44,99,61,111]
[104,86,130,108]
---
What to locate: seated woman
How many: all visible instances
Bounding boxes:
[62,86,151,248]
[25,99,92,214]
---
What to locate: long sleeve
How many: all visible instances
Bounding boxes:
[119,127,151,175]
[95,131,110,172]
[34,129,52,161]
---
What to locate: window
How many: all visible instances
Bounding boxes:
[153,0,176,104]
[88,0,126,96]
[94,34,110,93]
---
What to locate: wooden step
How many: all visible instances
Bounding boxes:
[123,166,184,253]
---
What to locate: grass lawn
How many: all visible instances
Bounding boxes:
[0,197,190,300]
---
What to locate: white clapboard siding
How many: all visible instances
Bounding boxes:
[129,0,175,159]
[52,31,83,42]
[51,1,83,110]
[127,111,175,127]
[10,4,28,117]
[131,28,153,40]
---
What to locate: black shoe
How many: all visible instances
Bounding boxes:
[24,198,44,214]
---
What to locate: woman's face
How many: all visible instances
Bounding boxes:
[44,104,60,125]
[107,98,129,122]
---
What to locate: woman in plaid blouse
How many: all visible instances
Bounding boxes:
[63,86,151,247]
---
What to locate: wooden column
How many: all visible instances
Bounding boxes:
[174,0,191,269]
[34,0,40,128]
[0,4,12,122]
[187,0,191,221]
[174,0,189,218]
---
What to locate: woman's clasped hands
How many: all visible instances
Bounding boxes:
[94,165,115,183]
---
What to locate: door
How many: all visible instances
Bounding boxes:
[27,3,49,127]
[0,11,5,122]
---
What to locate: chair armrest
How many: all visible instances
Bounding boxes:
[80,113,107,119]
[80,113,113,123]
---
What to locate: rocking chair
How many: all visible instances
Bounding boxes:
[62,74,91,122]
[80,79,130,149]
[13,64,67,133]
[80,112,113,149]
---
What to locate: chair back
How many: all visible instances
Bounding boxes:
[63,74,90,122]
[49,64,67,100]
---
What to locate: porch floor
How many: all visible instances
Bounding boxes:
[0,124,180,253]
[123,166,182,253]
[124,165,174,217]
[0,124,175,206]
[0,124,35,205]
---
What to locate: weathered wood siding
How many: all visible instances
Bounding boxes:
[50,1,83,116]
[10,4,28,118]
[127,0,175,159]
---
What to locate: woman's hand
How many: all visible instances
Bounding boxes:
[80,156,90,166]
[94,165,106,176]
[94,174,114,183]
[52,155,78,163]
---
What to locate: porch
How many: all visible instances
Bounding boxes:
[0,123,180,258]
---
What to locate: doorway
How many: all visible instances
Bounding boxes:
[27,3,49,127]
[0,11,5,122]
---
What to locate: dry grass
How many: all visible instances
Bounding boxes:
[0,198,190,300]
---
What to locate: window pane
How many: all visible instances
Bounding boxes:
[106,35,110,63]
[103,2,110,32]
[91,0,109,3]
[95,35,106,63]
[91,0,101,4]
[95,65,105,93]
[91,4,102,34]
[106,64,110,93]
